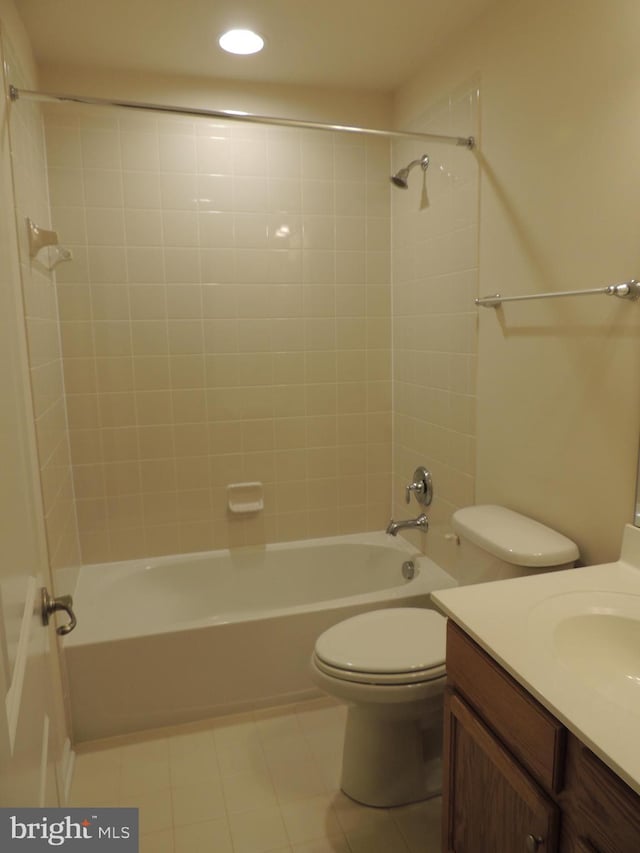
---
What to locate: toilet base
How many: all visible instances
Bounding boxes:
[340,704,443,808]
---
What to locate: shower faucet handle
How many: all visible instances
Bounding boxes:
[405,467,434,507]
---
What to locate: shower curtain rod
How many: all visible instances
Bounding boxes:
[9,85,475,148]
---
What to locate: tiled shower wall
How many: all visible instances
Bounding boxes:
[391,84,479,571]
[44,106,392,563]
[6,43,81,579]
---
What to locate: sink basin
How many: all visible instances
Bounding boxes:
[528,591,640,715]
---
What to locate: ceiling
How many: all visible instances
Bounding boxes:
[17,0,495,93]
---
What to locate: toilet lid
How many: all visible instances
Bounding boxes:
[314,608,446,676]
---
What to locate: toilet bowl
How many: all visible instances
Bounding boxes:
[310,607,447,807]
[311,504,579,808]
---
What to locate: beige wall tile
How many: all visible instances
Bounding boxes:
[110,527,147,560]
[142,492,178,526]
[131,321,169,356]
[179,522,214,554]
[91,285,130,322]
[241,419,275,453]
[61,322,95,357]
[136,424,175,459]
[172,389,207,423]
[306,415,337,449]
[93,322,132,357]
[208,421,243,455]
[57,284,92,321]
[102,426,140,461]
[69,429,102,465]
[390,88,479,572]
[130,286,167,320]
[80,529,111,563]
[73,464,106,499]
[168,320,204,355]
[96,357,134,393]
[99,392,136,428]
[170,354,205,389]
[75,498,108,533]
[67,393,101,429]
[107,494,145,529]
[42,107,392,560]
[145,523,181,556]
[176,490,211,523]
[134,356,171,391]
[173,423,208,457]
[104,462,142,496]
[176,457,211,491]
[64,358,97,394]
[209,454,244,487]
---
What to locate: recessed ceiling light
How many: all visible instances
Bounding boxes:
[219,29,264,55]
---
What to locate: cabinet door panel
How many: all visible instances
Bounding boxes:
[443,690,559,853]
[574,842,601,853]
[573,745,640,853]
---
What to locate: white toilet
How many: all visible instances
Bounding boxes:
[310,505,579,807]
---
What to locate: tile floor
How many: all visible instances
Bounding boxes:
[69,697,442,853]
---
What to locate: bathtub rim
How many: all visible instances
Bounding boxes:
[64,531,457,647]
[72,529,424,577]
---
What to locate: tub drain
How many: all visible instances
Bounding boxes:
[402,560,415,580]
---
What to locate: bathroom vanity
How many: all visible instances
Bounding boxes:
[442,621,640,852]
[432,524,640,853]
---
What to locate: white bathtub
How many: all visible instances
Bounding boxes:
[64,532,456,742]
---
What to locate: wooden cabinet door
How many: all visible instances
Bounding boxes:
[569,743,640,853]
[573,842,600,853]
[443,690,559,853]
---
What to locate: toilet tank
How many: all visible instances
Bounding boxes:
[451,505,579,586]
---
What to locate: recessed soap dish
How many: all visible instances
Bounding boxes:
[227,482,264,514]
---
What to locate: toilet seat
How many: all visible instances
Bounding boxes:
[313,608,446,686]
[312,655,445,686]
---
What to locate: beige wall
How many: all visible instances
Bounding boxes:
[39,64,393,130]
[44,103,391,562]
[395,0,640,565]
[0,0,36,81]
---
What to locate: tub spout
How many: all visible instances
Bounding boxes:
[385,513,429,536]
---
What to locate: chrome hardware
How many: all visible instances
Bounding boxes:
[41,587,77,636]
[401,560,415,580]
[405,466,433,507]
[386,513,429,537]
[9,85,476,149]
[391,154,429,189]
[26,218,73,271]
[476,279,640,308]
[525,834,543,852]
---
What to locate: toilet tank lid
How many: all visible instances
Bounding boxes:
[452,505,579,567]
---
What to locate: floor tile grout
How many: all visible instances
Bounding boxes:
[70,697,440,853]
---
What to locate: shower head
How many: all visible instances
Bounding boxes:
[390,154,430,189]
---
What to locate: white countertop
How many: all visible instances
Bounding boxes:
[432,523,640,795]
